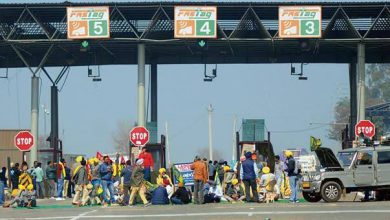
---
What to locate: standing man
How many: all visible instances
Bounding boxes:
[10,163,21,190]
[274,155,284,197]
[72,159,89,206]
[32,162,45,199]
[120,160,132,206]
[138,147,154,182]
[99,156,115,205]
[285,151,299,203]
[240,152,259,203]
[208,160,215,181]
[63,161,71,199]
[46,161,57,199]
[190,156,208,205]
[0,167,5,206]
[91,158,101,196]
[56,159,66,200]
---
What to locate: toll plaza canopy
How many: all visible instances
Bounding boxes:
[0,1,390,68]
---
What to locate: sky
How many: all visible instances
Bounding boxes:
[0,63,349,163]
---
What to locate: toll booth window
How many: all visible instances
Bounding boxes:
[356,151,373,165]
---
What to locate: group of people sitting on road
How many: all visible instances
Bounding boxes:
[191,150,299,205]
[0,147,300,208]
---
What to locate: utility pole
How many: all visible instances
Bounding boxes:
[208,104,213,161]
[30,75,39,167]
[232,116,237,162]
[165,121,171,166]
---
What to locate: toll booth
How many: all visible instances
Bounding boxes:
[236,131,275,173]
[129,134,166,184]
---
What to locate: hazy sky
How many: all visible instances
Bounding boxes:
[1,63,349,163]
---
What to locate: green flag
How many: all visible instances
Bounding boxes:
[214,169,221,187]
[172,165,184,184]
[310,136,322,151]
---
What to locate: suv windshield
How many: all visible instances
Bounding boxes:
[337,151,356,167]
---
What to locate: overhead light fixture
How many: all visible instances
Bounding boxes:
[87,65,102,82]
[291,63,308,80]
[0,68,8,79]
[203,64,217,82]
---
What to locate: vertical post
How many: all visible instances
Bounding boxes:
[50,85,59,162]
[349,63,357,140]
[236,132,240,161]
[151,62,158,123]
[30,75,39,167]
[137,44,146,127]
[232,116,237,161]
[208,104,213,161]
[165,122,171,166]
[7,157,11,188]
[357,43,366,125]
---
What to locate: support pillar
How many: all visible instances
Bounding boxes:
[137,44,146,127]
[349,63,357,140]
[151,62,158,123]
[30,75,39,167]
[357,43,366,125]
[208,104,213,161]
[50,85,59,163]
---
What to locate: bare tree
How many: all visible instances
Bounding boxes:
[196,147,224,161]
[111,120,134,154]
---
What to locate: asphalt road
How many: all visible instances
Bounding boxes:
[2,198,390,220]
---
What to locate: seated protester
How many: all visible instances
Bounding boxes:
[26,184,37,208]
[83,184,102,206]
[3,185,26,208]
[171,182,192,205]
[259,166,277,202]
[223,167,235,194]
[202,181,211,198]
[204,181,222,203]
[259,167,276,192]
[151,185,169,205]
[114,183,125,205]
[224,179,245,203]
[156,168,174,198]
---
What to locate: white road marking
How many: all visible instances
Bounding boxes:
[70,210,97,220]
[2,209,390,219]
[72,210,390,218]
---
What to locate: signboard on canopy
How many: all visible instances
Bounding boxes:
[241,144,255,155]
[279,6,322,38]
[174,6,217,38]
[172,162,194,186]
[67,6,110,39]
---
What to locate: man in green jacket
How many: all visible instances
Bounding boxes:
[32,162,45,199]
[128,159,150,207]
[46,161,57,199]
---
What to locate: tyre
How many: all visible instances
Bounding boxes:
[302,191,322,202]
[321,181,342,202]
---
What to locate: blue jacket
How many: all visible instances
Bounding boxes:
[99,163,113,181]
[151,186,169,205]
[240,159,259,180]
[120,166,132,186]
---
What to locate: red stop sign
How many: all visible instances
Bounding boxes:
[129,126,150,147]
[14,131,34,152]
[355,120,376,138]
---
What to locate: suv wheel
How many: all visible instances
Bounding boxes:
[302,192,321,202]
[321,181,342,202]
